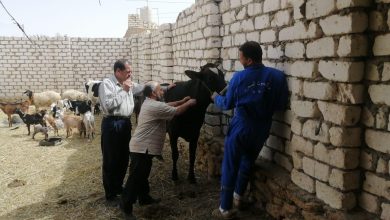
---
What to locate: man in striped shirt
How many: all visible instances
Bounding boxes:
[120,81,196,219]
[98,59,145,203]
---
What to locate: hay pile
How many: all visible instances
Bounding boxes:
[0,111,270,219]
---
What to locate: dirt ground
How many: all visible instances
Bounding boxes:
[0,111,271,220]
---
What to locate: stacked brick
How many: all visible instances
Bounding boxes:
[171,0,222,77]
[0,36,131,97]
[359,1,390,219]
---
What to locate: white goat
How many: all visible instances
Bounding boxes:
[82,111,95,141]
[32,124,49,140]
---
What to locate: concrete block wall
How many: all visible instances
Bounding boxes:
[2,0,390,218]
[359,1,390,219]
[0,36,131,96]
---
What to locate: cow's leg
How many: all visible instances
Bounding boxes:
[188,140,198,184]
[27,124,30,135]
[170,136,179,181]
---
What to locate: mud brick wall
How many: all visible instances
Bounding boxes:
[0,36,131,97]
[359,1,390,219]
[2,0,390,219]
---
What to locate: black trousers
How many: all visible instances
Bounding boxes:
[101,117,132,199]
[121,152,154,211]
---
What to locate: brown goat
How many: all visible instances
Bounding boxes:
[63,114,86,138]
[0,100,30,127]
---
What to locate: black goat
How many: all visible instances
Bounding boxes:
[15,108,46,135]
[66,100,92,115]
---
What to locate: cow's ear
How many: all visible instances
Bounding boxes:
[185,70,202,80]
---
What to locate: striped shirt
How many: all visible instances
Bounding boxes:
[130,98,176,155]
[98,75,144,117]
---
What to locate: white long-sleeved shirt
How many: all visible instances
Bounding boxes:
[98,75,144,117]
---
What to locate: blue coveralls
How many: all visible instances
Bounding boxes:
[214,64,288,210]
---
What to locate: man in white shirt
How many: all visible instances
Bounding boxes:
[98,59,145,203]
[120,81,196,219]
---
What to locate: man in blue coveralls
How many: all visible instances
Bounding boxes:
[211,41,289,219]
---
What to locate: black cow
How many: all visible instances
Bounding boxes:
[85,80,101,114]
[133,94,145,124]
[165,63,226,183]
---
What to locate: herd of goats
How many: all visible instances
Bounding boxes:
[0,80,107,142]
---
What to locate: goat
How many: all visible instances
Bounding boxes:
[82,111,95,141]
[63,114,86,138]
[0,100,30,127]
[32,124,49,140]
[15,108,46,135]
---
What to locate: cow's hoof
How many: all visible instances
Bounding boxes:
[187,176,197,184]
[172,171,178,181]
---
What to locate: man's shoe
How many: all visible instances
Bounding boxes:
[211,208,237,219]
[139,196,161,206]
[120,199,136,220]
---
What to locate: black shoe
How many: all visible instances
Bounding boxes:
[120,198,135,219]
[138,196,161,206]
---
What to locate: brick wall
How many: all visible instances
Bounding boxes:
[0,36,131,97]
[360,1,390,219]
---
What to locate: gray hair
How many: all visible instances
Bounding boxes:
[145,81,159,92]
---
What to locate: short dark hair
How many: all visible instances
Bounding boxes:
[143,85,153,97]
[239,41,262,62]
[114,59,128,73]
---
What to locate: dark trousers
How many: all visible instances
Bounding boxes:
[121,152,154,211]
[101,117,132,199]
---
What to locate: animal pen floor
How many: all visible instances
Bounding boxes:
[0,111,270,220]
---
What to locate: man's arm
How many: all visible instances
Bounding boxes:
[99,79,127,112]
[211,77,236,110]
[174,99,196,115]
[167,96,190,107]
[132,82,145,96]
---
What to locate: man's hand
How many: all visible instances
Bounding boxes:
[187,99,197,106]
[123,78,132,92]
[182,96,191,102]
[211,92,218,102]
[167,83,176,90]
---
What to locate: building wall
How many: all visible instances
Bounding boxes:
[0,36,131,97]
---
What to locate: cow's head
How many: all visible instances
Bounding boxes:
[91,83,101,97]
[84,83,89,94]
[185,63,226,94]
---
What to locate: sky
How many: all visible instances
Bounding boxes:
[0,0,195,38]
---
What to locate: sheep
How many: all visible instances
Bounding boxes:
[61,89,88,101]
[82,111,95,141]
[0,100,30,127]
[62,114,86,138]
[32,124,49,140]
[24,90,61,110]
[15,108,46,135]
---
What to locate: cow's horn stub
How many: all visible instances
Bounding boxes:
[209,67,219,74]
